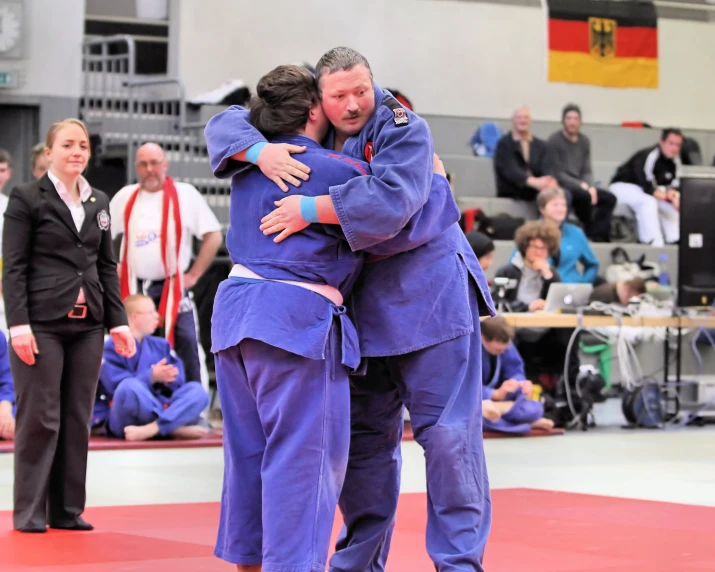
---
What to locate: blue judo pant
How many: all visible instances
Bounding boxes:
[213,328,351,571]
[483,393,544,435]
[330,280,490,572]
[107,378,208,438]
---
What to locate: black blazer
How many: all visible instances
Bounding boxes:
[493,134,555,200]
[2,174,127,330]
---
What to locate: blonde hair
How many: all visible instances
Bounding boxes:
[123,293,154,314]
[45,118,91,153]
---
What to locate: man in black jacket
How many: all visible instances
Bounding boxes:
[494,107,557,201]
[609,129,682,246]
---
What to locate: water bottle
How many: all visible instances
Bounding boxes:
[658,253,670,286]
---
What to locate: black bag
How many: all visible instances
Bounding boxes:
[486,213,525,241]
[680,137,702,166]
[610,216,638,243]
[622,383,663,427]
[544,367,606,430]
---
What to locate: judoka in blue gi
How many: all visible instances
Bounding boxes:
[204,48,497,572]
[206,64,460,572]
[0,334,15,441]
[480,316,554,434]
[98,294,209,441]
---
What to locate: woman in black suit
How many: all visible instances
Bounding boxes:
[2,118,136,533]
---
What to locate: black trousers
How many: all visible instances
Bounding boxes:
[567,187,617,242]
[11,314,105,530]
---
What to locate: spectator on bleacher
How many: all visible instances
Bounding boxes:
[0,334,15,440]
[538,187,599,284]
[590,278,646,306]
[547,104,616,242]
[493,220,561,313]
[466,231,495,272]
[609,129,682,246]
[494,221,580,390]
[110,143,223,385]
[481,316,554,433]
[494,106,557,202]
[99,294,209,441]
[30,143,50,179]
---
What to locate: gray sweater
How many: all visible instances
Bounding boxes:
[547,131,594,193]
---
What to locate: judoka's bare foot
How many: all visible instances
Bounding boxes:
[124,422,160,441]
[236,564,261,571]
[482,401,502,422]
[531,418,555,431]
[171,425,208,440]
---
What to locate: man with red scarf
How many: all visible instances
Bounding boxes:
[110,143,222,384]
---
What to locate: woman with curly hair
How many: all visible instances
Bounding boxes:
[493,220,579,392]
[494,220,561,313]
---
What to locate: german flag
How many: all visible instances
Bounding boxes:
[547,0,658,89]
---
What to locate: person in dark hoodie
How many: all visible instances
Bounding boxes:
[466,231,495,274]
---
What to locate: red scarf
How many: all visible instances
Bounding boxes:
[119,176,183,347]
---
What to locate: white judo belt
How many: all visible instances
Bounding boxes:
[230,264,344,306]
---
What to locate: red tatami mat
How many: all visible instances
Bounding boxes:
[2,489,714,571]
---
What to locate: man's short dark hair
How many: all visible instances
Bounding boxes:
[249,65,319,138]
[661,128,683,142]
[0,148,12,167]
[562,103,581,122]
[481,316,515,344]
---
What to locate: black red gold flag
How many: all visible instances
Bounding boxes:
[546,0,658,88]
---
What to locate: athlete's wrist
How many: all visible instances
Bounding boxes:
[299,196,319,223]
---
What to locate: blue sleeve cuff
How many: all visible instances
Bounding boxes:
[245,142,268,164]
[299,196,319,223]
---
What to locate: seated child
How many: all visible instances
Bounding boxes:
[98,294,209,441]
[481,316,554,434]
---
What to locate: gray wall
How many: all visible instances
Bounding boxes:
[0,96,78,187]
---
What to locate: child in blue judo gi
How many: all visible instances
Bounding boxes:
[208,64,460,572]
[481,316,554,434]
[98,294,209,441]
[0,334,15,440]
[205,47,496,572]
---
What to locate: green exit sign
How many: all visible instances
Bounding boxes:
[0,72,17,88]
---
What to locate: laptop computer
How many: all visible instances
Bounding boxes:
[544,283,594,313]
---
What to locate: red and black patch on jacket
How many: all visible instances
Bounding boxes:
[382,96,409,127]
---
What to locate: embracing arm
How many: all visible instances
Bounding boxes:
[328,110,435,251]
[204,106,310,189]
